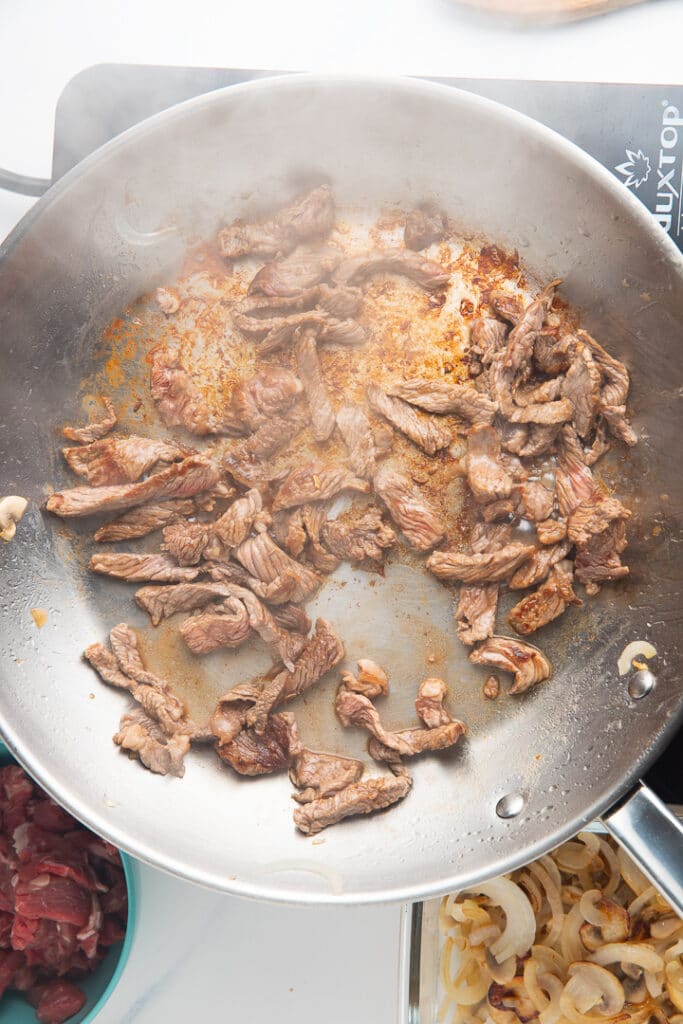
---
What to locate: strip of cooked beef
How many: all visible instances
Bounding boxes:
[156,286,181,314]
[93,499,196,543]
[372,463,445,552]
[463,425,513,503]
[248,249,340,296]
[481,498,516,523]
[584,420,611,466]
[516,481,555,522]
[246,618,345,732]
[180,597,253,655]
[333,249,450,292]
[513,376,563,407]
[555,425,601,517]
[348,659,390,698]
[498,422,529,455]
[162,488,264,566]
[536,517,568,545]
[136,581,233,625]
[506,396,573,425]
[62,435,192,487]
[210,697,250,745]
[233,291,322,330]
[508,540,572,590]
[62,397,117,445]
[316,283,364,319]
[322,504,396,563]
[404,205,446,251]
[600,403,638,447]
[233,531,322,604]
[46,454,221,518]
[113,708,190,778]
[415,677,451,728]
[206,559,300,604]
[336,404,380,478]
[561,341,602,439]
[216,712,302,776]
[232,584,308,670]
[470,318,508,368]
[427,542,534,583]
[574,519,629,594]
[272,463,369,511]
[335,687,465,757]
[270,507,306,556]
[469,636,551,694]
[534,330,575,376]
[161,521,211,566]
[262,314,366,355]
[293,769,412,835]
[218,185,335,259]
[296,503,339,574]
[489,289,524,324]
[503,280,558,377]
[289,749,364,803]
[294,326,336,441]
[89,553,201,584]
[224,367,303,434]
[224,403,310,484]
[567,495,631,546]
[577,329,637,445]
[517,423,561,458]
[271,603,311,634]
[454,522,511,645]
[151,349,227,435]
[387,378,497,426]
[508,561,581,635]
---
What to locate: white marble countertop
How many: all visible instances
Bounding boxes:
[1,1,682,1020]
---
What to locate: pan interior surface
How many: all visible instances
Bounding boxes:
[0,76,681,903]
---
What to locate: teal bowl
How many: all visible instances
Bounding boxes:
[0,742,136,1024]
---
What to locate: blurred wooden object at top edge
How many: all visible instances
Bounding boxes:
[454,0,649,23]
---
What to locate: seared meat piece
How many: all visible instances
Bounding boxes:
[114,708,190,778]
[483,674,500,699]
[464,425,513,503]
[574,519,629,594]
[506,396,573,425]
[366,384,450,455]
[585,420,611,466]
[508,561,581,635]
[207,559,301,605]
[372,463,445,552]
[224,404,310,484]
[234,531,322,604]
[567,495,631,546]
[136,581,234,626]
[316,283,364,319]
[63,435,191,487]
[225,367,303,435]
[219,185,334,259]
[232,585,307,670]
[481,498,515,523]
[336,687,465,757]
[555,426,600,517]
[248,249,340,297]
[516,481,555,523]
[233,303,327,338]
[294,327,335,442]
[246,618,345,732]
[536,517,567,545]
[210,698,249,745]
[289,749,364,803]
[404,205,445,250]
[322,504,396,563]
[89,553,200,584]
[469,636,551,694]
[489,290,524,325]
[293,770,412,835]
[562,341,602,438]
[259,313,366,355]
[336,404,379,478]
[415,678,451,728]
[498,421,529,455]
[206,489,264,556]
[534,330,575,376]
[341,659,389,699]
[93,499,196,543]
[577,330,636,445]
[517,423,561,458]
[156,286,180,315]
[180,597,252,655]
[428,542,534,584]
[454,522,510,645]
[470,318,508,368]
[387,378,496,426]
[62,396,116,444]
[216,712,301,776]
[334,249,449,292]
[271,507,306,557]
[162,521,211,566]
[296,503,339,574]
[151,350,223,435]
[508,540,572,590]
[513,376,563,407]
[271,603,312,635]
[503,281,557,377]
[46,454,220,519]
[272,463,369,511]
[600,403,638,447]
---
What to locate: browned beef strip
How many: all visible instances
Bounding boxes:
[271,507,307,556]
[508,540,573,590]
[454,522,511,645]
[322,504,396,562]
[404,205,446,250]
[293,770,412,835]
[503,281,558,377]
[506,396,574,425]
[219,185,335,259]
[180,597,253,655]
[316,283,364,319]
[534,330,575,376]
[481,498,516,523]
[555,427,602,519]
[114,707,190,778]
[470,318,508,367]
[336,404,379,478]
[271,604,311,634]
[562,341,602,439]
[415,678,451,728]
[251,311,366,355]
[89,553,201,583]
[372,463,445,551]
[517,423,561,458]
[600,403,638,447]
[205,489,264,555]
[290,748,364,803]
[536,518,568,545]
[368,382,454,454]
[206,559,301,605]
[489,290,524,324]
[162,521,211,566]
[584,420,611,466]
[574,518,629,595]
[335,687,465,757]
[333,249,449,292]
[63,435,191,487]
[224,367,303,434]
[316,317,367,348]
[498,421,529,455]
[463,425,513,503]
[224,403,310,484]
[508,560,581,635]
[516,481,555,523]
[233,294,322,334]
[62,396,117,444]
[513,376,563,407]
[470,636,551,694]
[216,712,302,776]
[567,495,631,546]
[387,378,496,425]
[233,531,322,604]
[151,349,227,435]
[94,499,196,543]
[294,327,335,442]
[428,542,534,584]
[248,249,340,297]
[272,463,369,511]
[577,329,632,408]
[296,503,339,574]
[47,454,221,518]
[136,581,233,626]
[231,585,307,670]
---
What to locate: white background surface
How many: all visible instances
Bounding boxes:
[1,1,682,1020]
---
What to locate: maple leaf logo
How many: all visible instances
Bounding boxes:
[614,148,651,189]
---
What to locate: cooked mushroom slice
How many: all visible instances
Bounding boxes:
[470,636,551,694]
[0,495,28,542]
[560,963,625,1019]
[487,977,540,1022]
[578,891,630,951]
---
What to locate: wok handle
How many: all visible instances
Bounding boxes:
[603,781,683,918]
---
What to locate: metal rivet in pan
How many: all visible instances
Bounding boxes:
[496,792,525,819]
[628,670,656,700]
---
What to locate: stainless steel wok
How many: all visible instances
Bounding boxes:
[0,75,681,906]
